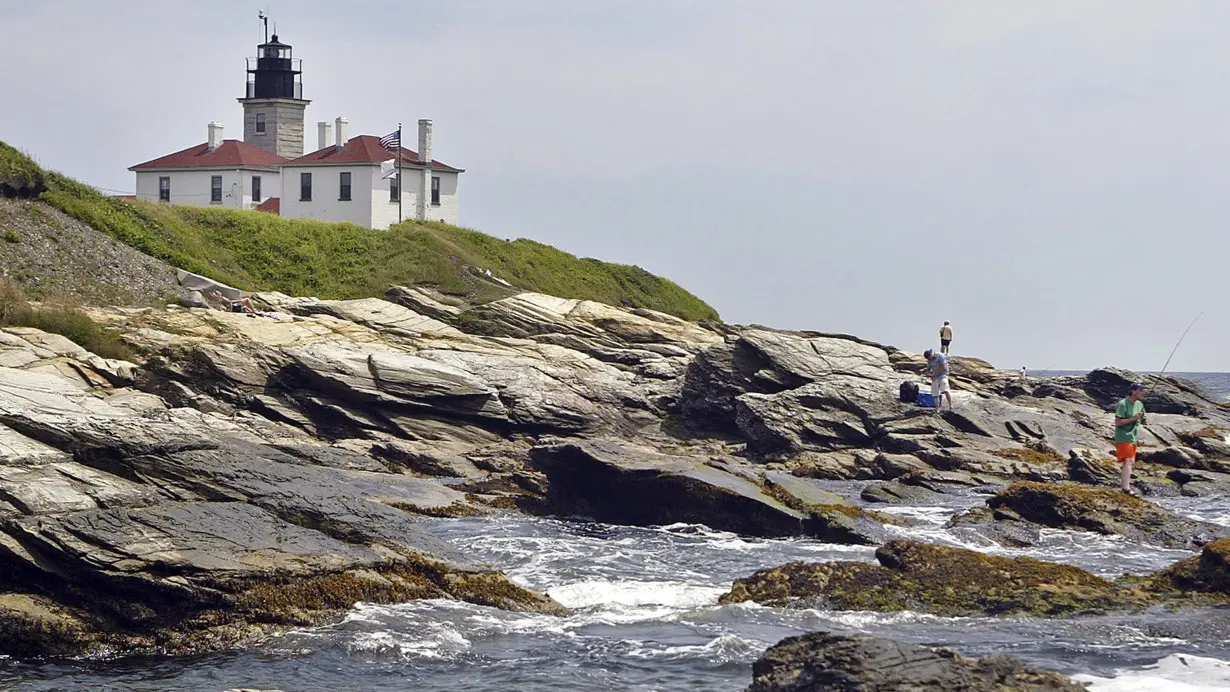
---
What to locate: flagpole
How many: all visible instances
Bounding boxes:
[397,122,403,224]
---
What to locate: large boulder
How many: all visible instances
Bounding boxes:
[734,378,904,454]
[679,329,894,435]
[1081,368,1212,416]
[720,539,1141,617]
[746,631,1086,692]
[528,439,885,543]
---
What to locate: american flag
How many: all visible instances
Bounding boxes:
[379,129,401,150]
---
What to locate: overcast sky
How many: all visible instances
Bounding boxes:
[1,1,1227,371]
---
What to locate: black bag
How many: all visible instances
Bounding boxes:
[899,381,920,403]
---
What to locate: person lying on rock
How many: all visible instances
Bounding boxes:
[211,292,255,313]
[923,348,953,412]
[1114,382,1147,495]
[230,296,255,313]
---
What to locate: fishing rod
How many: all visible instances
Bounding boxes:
[1150,312,1203,389]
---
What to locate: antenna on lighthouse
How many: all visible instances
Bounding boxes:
[258,9,269,44]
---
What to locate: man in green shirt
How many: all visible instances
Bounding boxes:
[1113,382,1147,494]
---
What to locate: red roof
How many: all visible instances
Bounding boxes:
[129,140,288,170]
[255,197,280,215]
[286,135,462,172]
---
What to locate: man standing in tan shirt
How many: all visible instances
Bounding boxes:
[939,321,953,355]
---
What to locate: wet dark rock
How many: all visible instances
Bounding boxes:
[945,507,1042,547]
[860,480,942,505]
[979,481,1230,549]
[720,539,1142,617]
[746,631,1086,692]
[529,439,885,543]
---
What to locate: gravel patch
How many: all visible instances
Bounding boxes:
[0,198,179,306]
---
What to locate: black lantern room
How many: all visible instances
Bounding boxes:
[244,34,303,100]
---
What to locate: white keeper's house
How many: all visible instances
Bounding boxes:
[127,30,463,229]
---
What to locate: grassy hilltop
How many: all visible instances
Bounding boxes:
[0,141,718,321]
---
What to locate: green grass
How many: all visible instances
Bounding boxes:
[0,142,46,196]
[0,280,134,361]
[1,142,719,321]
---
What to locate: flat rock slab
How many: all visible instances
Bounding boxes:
[5,501,381,582]
[293,297,461,338]
[747,631,1085,692]
[0,462,159,515]
[116,442,476,557]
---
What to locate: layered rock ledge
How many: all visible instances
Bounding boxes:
[0,283,1226,657]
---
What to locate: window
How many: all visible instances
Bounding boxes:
[252,176,262,203]
[431,176,441,206]
[255,113,266,134]
[211,176,222,203]
[339,171,352,201]
[389,173,399,202]
[300,172,312,201]
[158,176,170,202]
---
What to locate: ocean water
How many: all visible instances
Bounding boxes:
[6,485,1230,691]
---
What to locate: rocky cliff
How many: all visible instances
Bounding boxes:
[2,284,1228,658]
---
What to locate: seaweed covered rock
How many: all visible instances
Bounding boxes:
[980,482,1230,549]
[720,540,1140,616]
[1150,539,1230,596]
[746,631,1086,692]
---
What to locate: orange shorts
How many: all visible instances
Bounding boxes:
[1115,443,1137,462]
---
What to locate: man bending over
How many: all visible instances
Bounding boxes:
[924,349,953,411]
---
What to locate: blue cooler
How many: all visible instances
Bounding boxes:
[916,392,936,407]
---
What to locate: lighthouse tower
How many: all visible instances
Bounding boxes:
[237,29,311,158]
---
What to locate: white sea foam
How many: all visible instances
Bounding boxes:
[344,624,472,660]
[625,633,766,662]
[872,505,955,526]
[548,578,726,611]
[1074,654,1230,691]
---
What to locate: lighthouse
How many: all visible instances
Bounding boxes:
[237,29,311,158]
